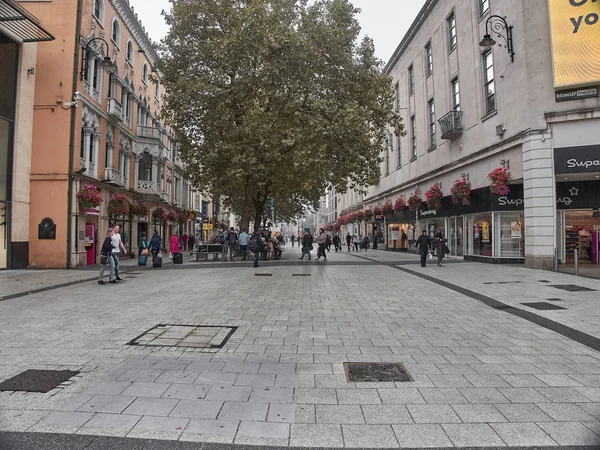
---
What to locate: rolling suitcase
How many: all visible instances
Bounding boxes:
[138,254,148,266]
[173,252,183,264]
[153,255,163,268]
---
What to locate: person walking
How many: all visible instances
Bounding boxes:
[250,231,264,268]
[415,230,432,267]
[227,227,238,262]
[290,234,295,247]
[299,231,313,260]
[316,228,327,262]
[297,235,301,248]
[346,233,352,251]
[325,234,332,252]
[182,233,188,252]
[99,228,115,285]
[401,229,408,250]
[434,232,448,266]
[170,233,180,257]
[188,233,195,253]
[363,235,370,252]
[138,232,149,266]
[239,229,250,261]
[111,224,126,281]
[150,231,161,262]
[219,231,228,261]
[333,234,341,252]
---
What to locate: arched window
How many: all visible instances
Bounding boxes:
[154,81,159,99]
[138,152,153,181]
[126,40,134,65]
[142,63,148,85]
[111,19,121,47]
[93,0,104,22]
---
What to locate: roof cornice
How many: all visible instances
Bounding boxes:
[109,0,160,67]
[383,0,439,74]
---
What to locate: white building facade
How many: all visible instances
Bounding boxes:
[364,0,600,269]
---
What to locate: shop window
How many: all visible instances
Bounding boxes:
[494,212,524,258]
[468,213,493,256]
[109,215,131,254]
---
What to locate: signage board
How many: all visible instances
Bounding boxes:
[554,144,600,174]
[548,0,600,89]
[555,86,599,102]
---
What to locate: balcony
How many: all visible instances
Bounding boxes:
[137,125,161,141]
[161,191,170,203]
[137,180,158,194]
[105,168,123,186]
[107,98,123,122]
[438,110,463,141]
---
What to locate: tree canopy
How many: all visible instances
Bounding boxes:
[159,0,403,230]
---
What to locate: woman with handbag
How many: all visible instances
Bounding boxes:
[138,233,149,266]
[99,228,115,285]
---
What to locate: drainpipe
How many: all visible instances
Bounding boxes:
[66,0,84,268]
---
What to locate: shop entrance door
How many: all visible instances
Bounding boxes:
[448,217,464,257]
[85,223,96,265]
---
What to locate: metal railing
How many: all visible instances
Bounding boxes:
[137,125,161,140]
[105,168,123,186]
[438,110,463,140]
[107,98,123,122]
[137,180,157,193]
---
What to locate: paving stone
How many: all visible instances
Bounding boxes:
[57,394,96,412]
[459,387,510,404]
[377,388,425,404]
[249,387,294,404]
[237,421,289,439]
[194,372,238,386]
[77,395,136,414]
[296,388,337,404]
[392,424,453,447]
[290,423,343,447]
[0,409,49,432]
[234,373,276,387]
[442,423,506,446]
[494,403,554,422]
[204,386,252,402]
[451,404,507,423]
[267,403,296,423]
[464,374,511,388]
[122,398,178,417]
[361,405,413,424]
[428,374,474,387]
[315,405,364,424]
[127,416,188,440]
[418,388,468,404]
[39,411,93,429]
[168,399,223,419]
[154,371,199,384]
[574,387,600,401]
[161,384,210,400]
[536,386,592,402]
[314,374,353,389]
[342,424,399,447]
[491,423,558,446]
[500,374,549,387]
[78,413,141,436]
[498,387,551,403]
[537,421,600,445]
[336,388,381,404]
[295,404,316,423]
[222,362,260,374]
[185,361,226,372]
[117,369,164,382]
[180,418,239,443]
[120,382,170,398]
[407,404,462,423]
[86,381,131,396]
[536,402,598,421]
[275,374,299,388]
[218,401,268,421]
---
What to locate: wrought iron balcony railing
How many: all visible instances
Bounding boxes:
[438,110,463,140]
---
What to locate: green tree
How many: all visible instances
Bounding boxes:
[159,0,403,231]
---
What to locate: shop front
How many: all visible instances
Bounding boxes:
[385,209,417,251]
[109,213,132,256]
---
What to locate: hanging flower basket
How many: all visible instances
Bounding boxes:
[152,205,167,220]
[166,209,179,223]
[108,193,131,216]
[451,178,472,205]
[394,196,406,211]
[364,208,374,220]
[373,204,383,215]
[425,184,443,210]
[382,200,394,215]
[177,210,188,224]
[77,184,103,212]
[407,189,422,211]
[488,168,512,195]
[355,210,365,221]
[131,200,149,216]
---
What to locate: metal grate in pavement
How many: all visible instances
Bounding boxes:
[128,324,237,350]
[521,302,566,311]
[344,362,413,383]
[254,274,273,277]
[0,369,79,393]
[550,284,597,292]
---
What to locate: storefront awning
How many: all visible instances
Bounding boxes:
[0,0,54,43]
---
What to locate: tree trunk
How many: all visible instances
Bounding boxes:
[239,191,254,232]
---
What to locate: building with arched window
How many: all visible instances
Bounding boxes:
[19,0,210,268]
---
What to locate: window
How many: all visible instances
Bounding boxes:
[92,60,101,91]
[410,115,416,160]
[452,78,460,111]
[480,0,490,16]
[139,153,152,181]
[155,81,160,99]
[126,41,134,65]
[425,42,433,76]
[483,51,495,113]
[396,134,402,168]
[385,135,390,176]
[408,65,414,94]
[142,63,148,85]
[108,73,115,98]
[93,0,103,22]
[111,19,120,47]
[394,83,400,110]
[448,13,457,50]
[428,100,436,148]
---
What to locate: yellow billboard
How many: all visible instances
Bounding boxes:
[548,0,600,88]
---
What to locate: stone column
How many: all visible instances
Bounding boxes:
[134,154,141,192]
[92,132,101,178]
[151,157,159,193]
[82,126,94,171]
[522,130,556,269]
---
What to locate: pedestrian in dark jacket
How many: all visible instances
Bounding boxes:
[435,232,448,266]
[150,231,161,261]
[98,228,115,285]
[333,235,341,252]
[325,234,332,252]
[346,233,352,251]
[299,232,313,260]
[415,230,432,267]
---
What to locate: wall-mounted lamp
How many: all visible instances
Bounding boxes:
[80,37,114,80]
[27,67,35,76]
[479,15,515,62]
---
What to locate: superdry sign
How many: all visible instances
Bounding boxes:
[554,144,600,173]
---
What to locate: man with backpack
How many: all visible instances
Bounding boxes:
[219,231,228,261]
[226,227,238,262]
[249,231,264,268]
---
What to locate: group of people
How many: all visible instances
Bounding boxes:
[415,230,449,267]
[98,225,126,284]
[215,228,283,266]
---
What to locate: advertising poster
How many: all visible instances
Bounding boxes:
[510,221,522,239]
[548,0,600,88]
[481,222,490,242]
[389,227,400,241]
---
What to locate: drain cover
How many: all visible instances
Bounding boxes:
[254,274,273,277]
[128,324,237,349]
[0,369,79,393]
[550,284,597,292]
[344,362,413,383]
[293,274,311,277]
[522,302,566,311]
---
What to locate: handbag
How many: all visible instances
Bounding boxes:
[100,254,108,265]
[141,249,149,256]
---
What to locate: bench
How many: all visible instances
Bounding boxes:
[194,244,223,261]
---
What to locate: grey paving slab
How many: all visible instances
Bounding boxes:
[575,387,600,401]
[494,403,555,422]
[194,372,238,386]
[249,387,294,404]
[294,404,316,424]
[77,412,141,437]
[161,383,210,400]
[407,404,462,424]
[126,416,188,440]
[275,374,300,388]
[234,373,276,387]
[290,423,344,447]
[77,395,136,414]
[342,424,399,448]
[221,362,260,374]
[537,421,600,445]
[451,404,507,423]
[37,410,93,432]
[536,402,598,421]
[459,387,510,404]
[204,386,252,402]
[442,423,506,446]
[86,381,132,396]
[392,424,453,447]
[117,369,164,382]
[155,371,200,384]
[418,387,468,404]
[491,423,558,446]
[498,387,552,403]
[361,405,413,424]
[0,409,49,432]
[377,388,425,404]
[120,382,170,398]
[336,388,381,404]
[295,388,337,404]
[122,398,178,417]
[315,405,364,424]
[168,399,223,419]
[237,420,289,439]
[179,418,239,443]
[217,401,268,421]
[267,403,296,423]
[536,386,593,402]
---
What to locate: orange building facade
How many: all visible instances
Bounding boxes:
[22,0,208,268]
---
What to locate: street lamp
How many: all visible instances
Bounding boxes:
[80,37,113,80]
[479,15,515,63]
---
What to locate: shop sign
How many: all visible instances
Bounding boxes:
[497,197,524,208]
[555,86,599,102]
[548,0,600,89]
[82,206,100,216]
[556,181,600,209]
[418,209,437,218]
[554,144,600,173]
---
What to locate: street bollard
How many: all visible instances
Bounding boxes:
[574,249,579,276]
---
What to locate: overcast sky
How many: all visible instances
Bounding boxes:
[129,0,427,64]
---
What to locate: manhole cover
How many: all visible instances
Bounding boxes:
[550,284,597,292]
[128,324,237,349]
[0,369,79,393]
[293,274,311,277]
[344,362,413,383]
[521,302,566,311]
[254,274,273,277]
